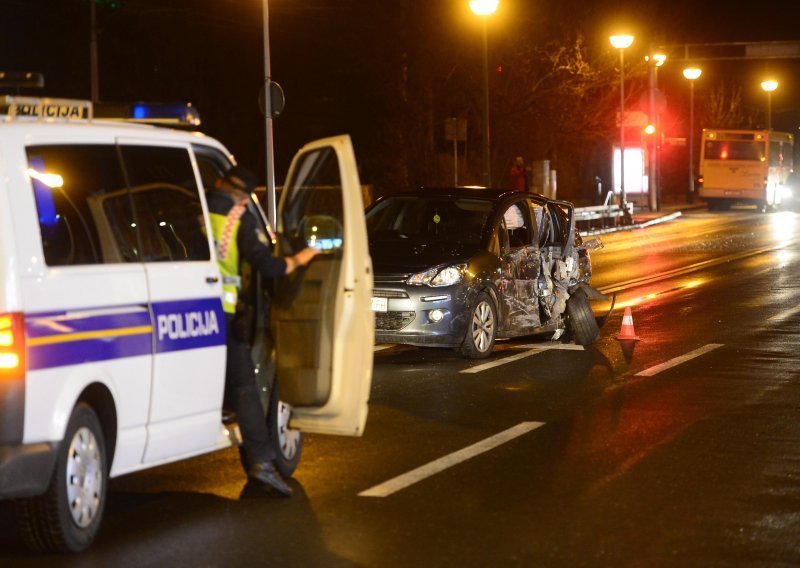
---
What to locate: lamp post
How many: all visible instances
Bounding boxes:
[761,80,778,131]
[469,0,498,187]
[610,34,634,219]
[683,67,702,202]
[261,0,278,226]
[646,51,666,211]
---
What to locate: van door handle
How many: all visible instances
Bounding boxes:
[206,276,220,284]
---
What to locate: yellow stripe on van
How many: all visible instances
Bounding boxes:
[27,326,154,347]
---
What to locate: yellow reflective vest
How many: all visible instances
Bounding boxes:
[209,197,249,314]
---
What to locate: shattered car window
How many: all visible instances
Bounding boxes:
[502,204,532,249]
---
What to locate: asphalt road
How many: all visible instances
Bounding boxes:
[2,207,799,566]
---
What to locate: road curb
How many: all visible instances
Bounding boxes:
[583,211,683,236]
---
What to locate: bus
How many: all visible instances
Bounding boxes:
[698,129,794,211]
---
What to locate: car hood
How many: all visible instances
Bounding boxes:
[369,238,476,274]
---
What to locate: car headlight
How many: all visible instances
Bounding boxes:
[407,264,467,287]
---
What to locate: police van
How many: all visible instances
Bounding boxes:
[0,96,374,552]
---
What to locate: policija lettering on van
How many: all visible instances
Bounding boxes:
[5,102,89,119]
[153,299,225,353]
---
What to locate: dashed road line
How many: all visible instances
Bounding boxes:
[634,343,723,377]
[767,303,800,323]
[358,421,545,498]
[460,344,584,374]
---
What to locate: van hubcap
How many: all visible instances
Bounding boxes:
[66,427,103,528]
[277,401,301,460]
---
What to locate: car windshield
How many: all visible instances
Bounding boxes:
[367,196,493,247]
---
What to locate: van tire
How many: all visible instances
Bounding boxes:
[16,403,107,553]
[267,380,303,479]
[566,289,600,346]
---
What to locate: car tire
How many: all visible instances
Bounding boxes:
[15,402,107,553]
[267,379,304,479]
[566,289,600,346]
[461,291,497,359]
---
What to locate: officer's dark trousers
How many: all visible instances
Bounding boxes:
[224,314,275,470]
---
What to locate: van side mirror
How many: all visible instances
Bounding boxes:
[301,214,343,253]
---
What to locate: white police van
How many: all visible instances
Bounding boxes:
[0,96,374,552]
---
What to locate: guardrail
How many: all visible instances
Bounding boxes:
[573,193,634,230]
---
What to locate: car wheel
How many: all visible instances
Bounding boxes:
[267,379,304,479]
[566,289,600,346]
[15,402,107,553]
[461,291,497,359]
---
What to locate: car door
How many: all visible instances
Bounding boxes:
[117,139,226,463]
[271,135,373,436]
[496,200,541,334]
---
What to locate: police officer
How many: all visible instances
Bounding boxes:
[207,165,318,497]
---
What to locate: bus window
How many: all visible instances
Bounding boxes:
[704,140,765,161]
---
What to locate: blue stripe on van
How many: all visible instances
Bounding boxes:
[25,298,226,370]
[152,298,226,354]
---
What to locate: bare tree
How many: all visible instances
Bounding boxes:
[702,83,758,129]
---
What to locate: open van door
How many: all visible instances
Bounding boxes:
[271,135,373,436]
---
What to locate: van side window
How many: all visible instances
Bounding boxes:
[27,145,131,266]
[281,147,345,252]
[192,145,233,192]
[119,146,210,262]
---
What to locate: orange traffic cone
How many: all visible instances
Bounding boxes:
[616,307,640,341]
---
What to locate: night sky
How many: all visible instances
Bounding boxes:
[3,0,799,200]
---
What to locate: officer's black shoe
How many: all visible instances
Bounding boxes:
[247,462,293,497]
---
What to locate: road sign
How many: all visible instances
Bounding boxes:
[445,118,467,142]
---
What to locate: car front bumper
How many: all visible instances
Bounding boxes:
[372,282,475,348]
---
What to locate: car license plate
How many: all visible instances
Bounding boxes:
[371,297,388,312]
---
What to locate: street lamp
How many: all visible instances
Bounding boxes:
[469,0,499,187]
[683,67,702,201]
[610,34,634,219]
[761,80,778,131]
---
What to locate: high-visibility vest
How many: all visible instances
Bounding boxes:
[209,197,249,314]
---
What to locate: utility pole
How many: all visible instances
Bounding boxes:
[90,1,99,101]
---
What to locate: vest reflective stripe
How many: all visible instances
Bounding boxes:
[210,198,249,314]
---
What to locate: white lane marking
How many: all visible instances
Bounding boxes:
[767,303,800,323]
[374,344,395,352]
[460,349,544,373]
[510,343,585,351]
[359,421,545,498]
[634,344,723,377]
[461,344,584,374]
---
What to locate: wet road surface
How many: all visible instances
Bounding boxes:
[2,209,799,566]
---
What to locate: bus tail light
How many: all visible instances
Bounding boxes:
[0,312,26,380]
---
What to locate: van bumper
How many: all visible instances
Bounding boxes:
[0,443,59,498]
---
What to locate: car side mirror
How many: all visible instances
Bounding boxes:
[300,214,343,253]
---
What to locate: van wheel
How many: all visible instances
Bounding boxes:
[267,380,303,479]
[461,292,497,359]
[15,403,107,553]
[566,289,600,346]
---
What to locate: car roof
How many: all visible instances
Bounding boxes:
[375,187,551,205]
[381,187,519,200]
